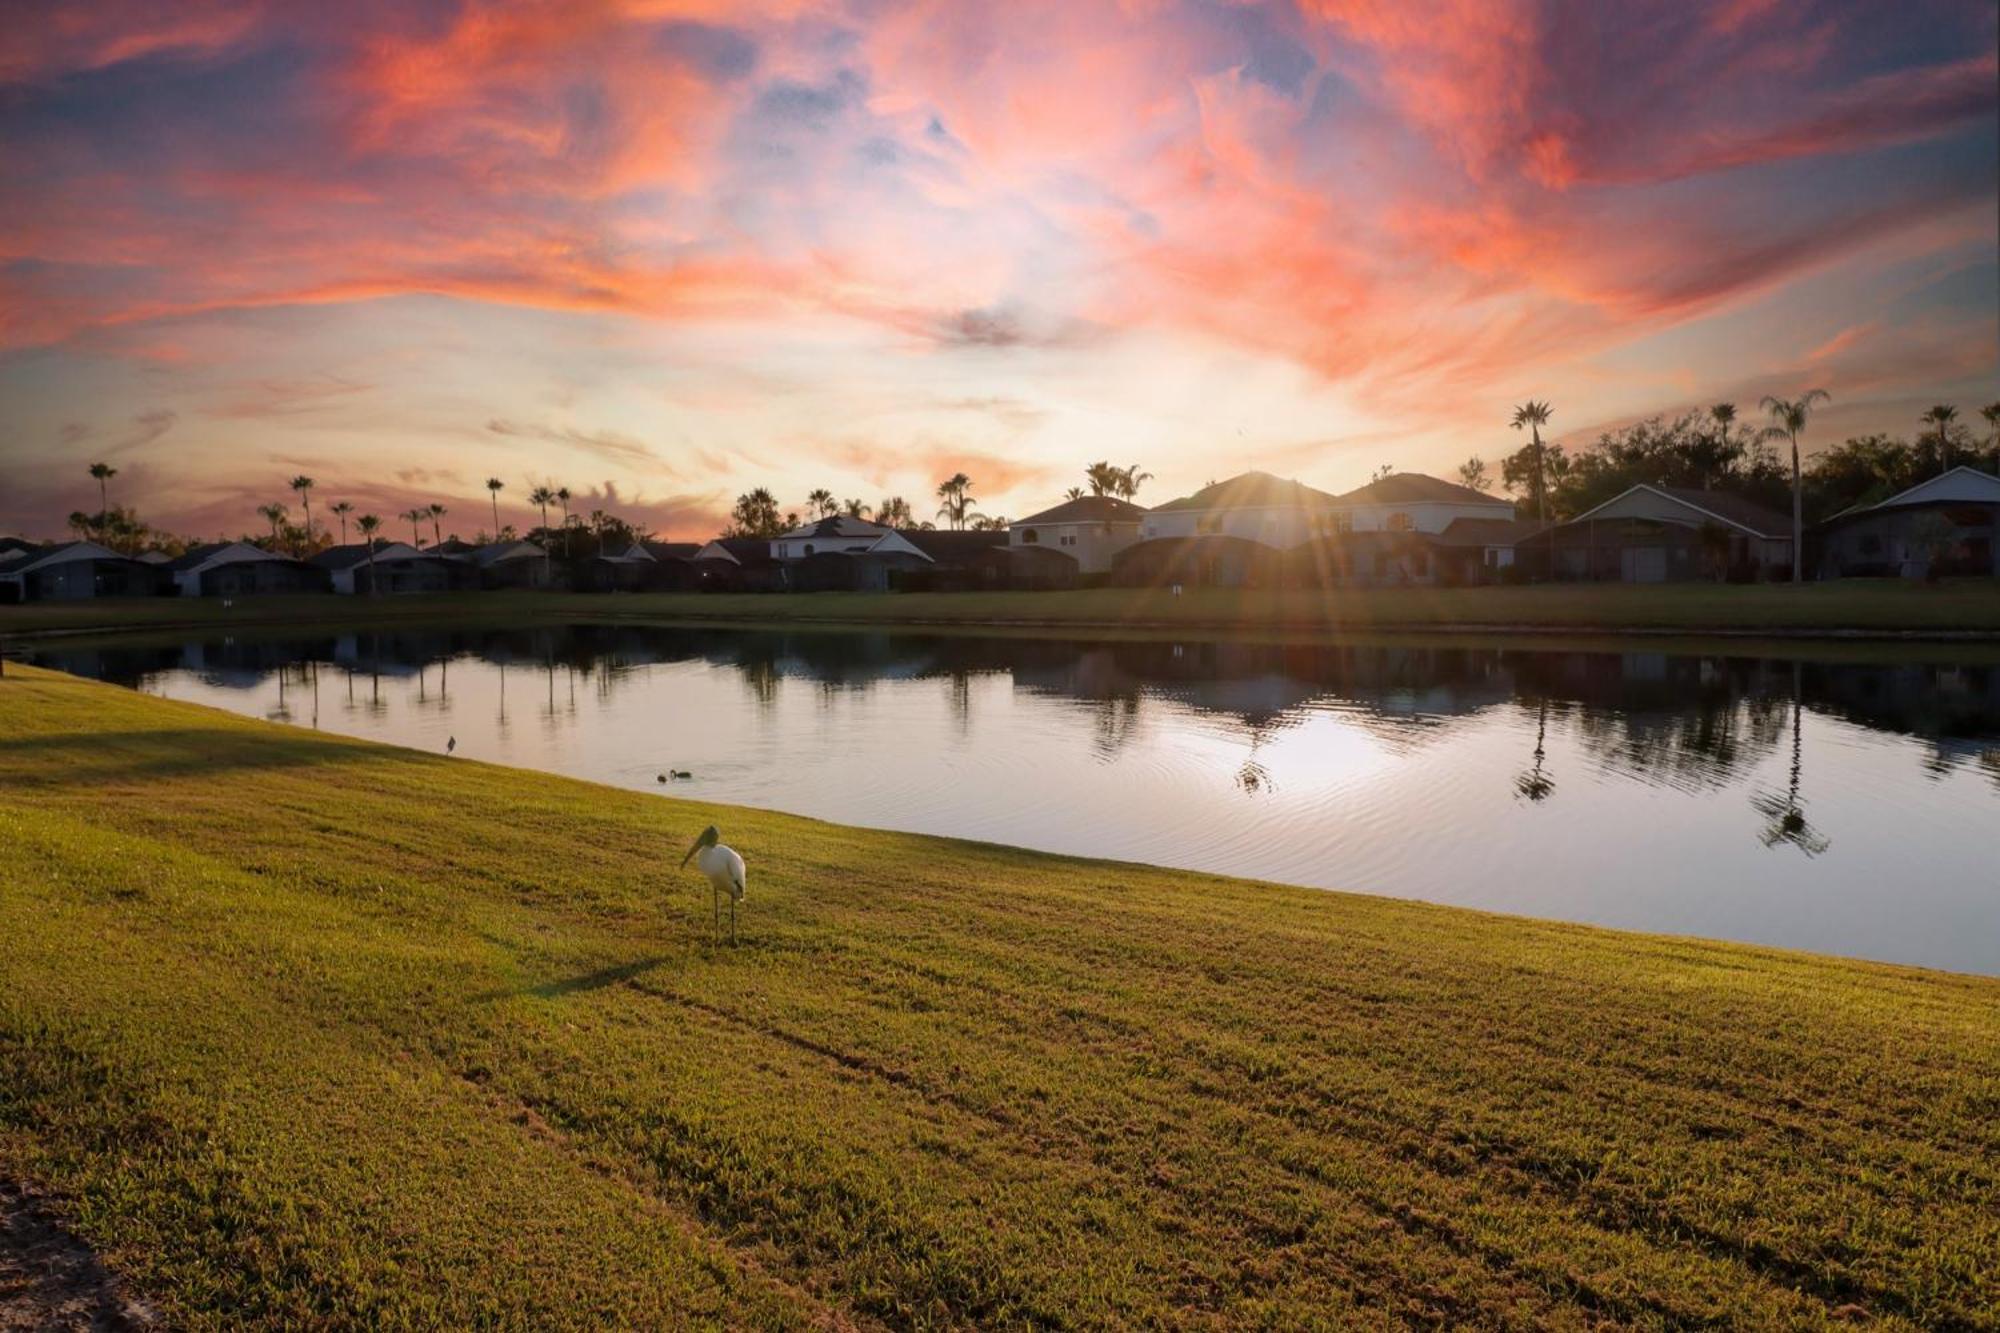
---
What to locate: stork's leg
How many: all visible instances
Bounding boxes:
[729,897,737,945]
[712,886,720,937]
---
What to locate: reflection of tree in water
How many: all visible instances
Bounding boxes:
[1514,698,1555,802]
[1752,671,1830,856]
[1088,695,1143,761]
[1535,655,1787,793]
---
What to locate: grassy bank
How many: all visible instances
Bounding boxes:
[1,667,1995,1328]
[4,578,1999,642]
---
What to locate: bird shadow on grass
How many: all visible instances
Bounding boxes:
[470,955,672,1004]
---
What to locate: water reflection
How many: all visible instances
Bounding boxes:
[30,624,2000,973]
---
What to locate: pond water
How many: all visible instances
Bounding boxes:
[30,623,2000,975]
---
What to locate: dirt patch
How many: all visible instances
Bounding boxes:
[0,1178,157,1331]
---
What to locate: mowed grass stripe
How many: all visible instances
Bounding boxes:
[1,666,1995,1329]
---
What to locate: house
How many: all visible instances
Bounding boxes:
[1140,472,1342,549]
[582,540,703,592]
[167,541,329,597]
[765,517,941,592]
[467,539,552,590]
[1818,466,2000,579]
[312,542,461,595]
[692,537,789,592]
[0,541,162,601]
[1432,517,1547,580]
[893,529,1011,590]
[1532,484,1793,582]
[1109,534,1287,588]
[1008,495,1147,574]
[1323,473,1517,535]
[770,515,935,563]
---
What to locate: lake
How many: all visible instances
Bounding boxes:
[29,623,2000,975]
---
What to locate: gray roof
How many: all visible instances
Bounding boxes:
[1016,495,1148,525]
[1334,473,1512,507]
[1152,471,1342,513]
[1434,517,1540,547]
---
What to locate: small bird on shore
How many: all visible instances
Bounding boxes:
[446,736,456,755]
[680,825,746,943]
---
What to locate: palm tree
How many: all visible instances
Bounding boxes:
[486,477,505,536]
[67,510,92,540]
[88,462,117,513]
[1117,463,1153,500]
[1510,401,1554,577]
[355,514,382,595]
[1757,389,1830,583]
[1983,402,2000,470]
[329,501,354,546]
[527,485,556,536]
[1703,403,1738,490]
[404,507,428,547]
[935,472,977,530]
[555,487,573,556]
[876,496,913,527]
[1064,486,1085,501]
[842,498,871,520]
[288,475,315,542]
[807,488,837,519]
[428,502,446,547]
[1920,404,1958,476]
[257,502,289,548]
[1084,462,1120,496]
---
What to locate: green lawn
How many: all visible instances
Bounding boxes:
[4,579,1999,641]
[1,667,1995,1329]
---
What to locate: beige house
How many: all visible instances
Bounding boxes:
[1008,495,1147,573]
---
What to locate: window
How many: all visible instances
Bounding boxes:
[1387,512,1414,532]
[1021,528,1039,544]
[803,543,815,555]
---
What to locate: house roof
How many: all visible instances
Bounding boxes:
[1849,465,2000,514]
[472,540,543,566]
[1568,484,1791,538]
[0,540,130,575]
[778,515,895,540]
[695,536,779,564]
[1433,517,1543,547]
[165,540,298,573]
[311,540,427,570]
[641,540,701,561]
[1151,471,1342,513]
[1334,473,1513,508]
[895,529,1007,563]
[1015,495,1148,526]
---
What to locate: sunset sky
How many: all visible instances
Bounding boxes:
[2,0,1995,541]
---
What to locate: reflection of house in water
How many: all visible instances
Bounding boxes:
[1806,660,2000,780]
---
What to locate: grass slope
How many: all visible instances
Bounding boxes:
[1,666,1995,1329]
[4,579,1999,641]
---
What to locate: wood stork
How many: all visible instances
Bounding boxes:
[680,825,746,943]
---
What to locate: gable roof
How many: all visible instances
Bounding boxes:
[641,540,701,561]
[1334,473,1512,508]
[166,540,296,573]
[695,537,778,564]
[1015,495,1148,526]
[1569,484,1791,539]
[1151,471,1342,513]
[1858,465,2000,513]
[472,540,543,566]
[312,540,427,570]
[778,515,895,541]
[0,540,129,575]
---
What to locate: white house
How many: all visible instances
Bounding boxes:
[1819,465,2000,579]
[1140,472,1343,549]
[770,515,933,563]
[1008,495,1146,573]
[166,541,326,596]
[1323,473,1517,534]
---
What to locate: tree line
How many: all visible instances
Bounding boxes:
[1455,396,1999,581]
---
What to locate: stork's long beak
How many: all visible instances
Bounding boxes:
[679,840,699,868]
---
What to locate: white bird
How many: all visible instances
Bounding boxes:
[679,825,746,943]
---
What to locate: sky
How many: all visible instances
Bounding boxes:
[1,0,1995,541]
